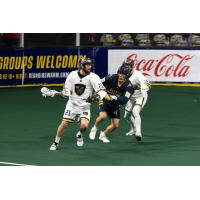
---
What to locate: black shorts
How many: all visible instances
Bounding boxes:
[99,102,120,119]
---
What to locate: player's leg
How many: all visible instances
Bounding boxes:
[99,118,120,143]
[124,111,136,136]
[50,103,75,150]
[76,110,90,147]
[99,107,120,143]
[89,108,108,140]
[124,99,136,136]
[132,95,148,141]
[132,105,142,141]
[49,118,73,150]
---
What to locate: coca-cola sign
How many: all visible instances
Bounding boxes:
[108,50,200,82]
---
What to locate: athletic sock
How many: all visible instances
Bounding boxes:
[92,125,98,131]
[76,131,82,138]
[55,136,61,144]
[126,115,135,132]
[132,108,141,134]
[100,131,106,137]
[130,115,136,132]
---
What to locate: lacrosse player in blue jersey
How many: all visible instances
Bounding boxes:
[89,65,134,143]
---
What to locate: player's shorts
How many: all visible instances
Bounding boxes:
[99,102,120,119]
[125,94,148,113]
[63,101,90,123]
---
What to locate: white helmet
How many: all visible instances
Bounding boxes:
[79,57,92,69]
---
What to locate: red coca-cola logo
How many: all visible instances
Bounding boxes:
[127,53,193,77]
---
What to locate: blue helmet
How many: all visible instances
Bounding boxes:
[123,58,135,68]
[117,65,131,78]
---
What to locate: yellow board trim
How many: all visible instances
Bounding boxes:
[151,83,200,87]
[0,83,64,88]
[1,83,200,88]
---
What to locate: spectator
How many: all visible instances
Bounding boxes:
[121,39,134,47]
[1,33,20,48]
[170,34,188,46]
[135,33,151,46]
[153,34,170,46]
[170,34,183,45]
[191,40,200,46]
[100,33,117,46]
[190,34,200,46]
[138,39,151,47]
[135,33,149,40]
[174,40,188,46]
[117,33,134,47]
[118,33,132,41]
[88,33,101,46]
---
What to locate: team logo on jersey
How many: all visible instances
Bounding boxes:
[75,84,86,96]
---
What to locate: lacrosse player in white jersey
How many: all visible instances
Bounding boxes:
[123,58,150,141]
[50,57,109,150]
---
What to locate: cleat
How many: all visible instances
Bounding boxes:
[135,133,142,142]
[126,130,135,136]
[76,133,84,147]
[50,142,59,150]
[99,131,110,143]
[89,127,97,140]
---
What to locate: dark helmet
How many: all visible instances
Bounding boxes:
[123,58,135,68]
[117,65,132,78]
[79,57,92,69]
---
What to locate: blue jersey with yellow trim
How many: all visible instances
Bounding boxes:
[101,74,134,108]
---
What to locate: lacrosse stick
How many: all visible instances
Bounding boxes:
[41,87,61,97]
[40,87,86,100]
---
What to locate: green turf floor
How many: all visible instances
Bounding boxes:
[0,86,200,165]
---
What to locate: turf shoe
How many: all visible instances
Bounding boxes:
[99,131,110,143]
[76,132,84,147]
[126,130,135,136]
[50,142,59,150]
[135,133,142,142]
[89,126,97,140]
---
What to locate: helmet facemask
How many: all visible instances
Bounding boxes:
[117,65,131,82]
[123,58,135,74]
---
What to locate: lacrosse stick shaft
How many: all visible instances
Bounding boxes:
[41,87,86,100]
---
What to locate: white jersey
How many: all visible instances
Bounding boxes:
[129,69,150,98]
[64,70,105,108]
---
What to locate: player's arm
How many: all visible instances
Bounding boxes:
[142,79,151,90]
[101,74,112,87]
[59,73,73,98]
[137,73,151,91]
[88,73,112,102]
[100,74,115,100]
[113,84,134,104]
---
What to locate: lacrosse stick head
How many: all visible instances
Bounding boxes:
[41,87,58,97]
